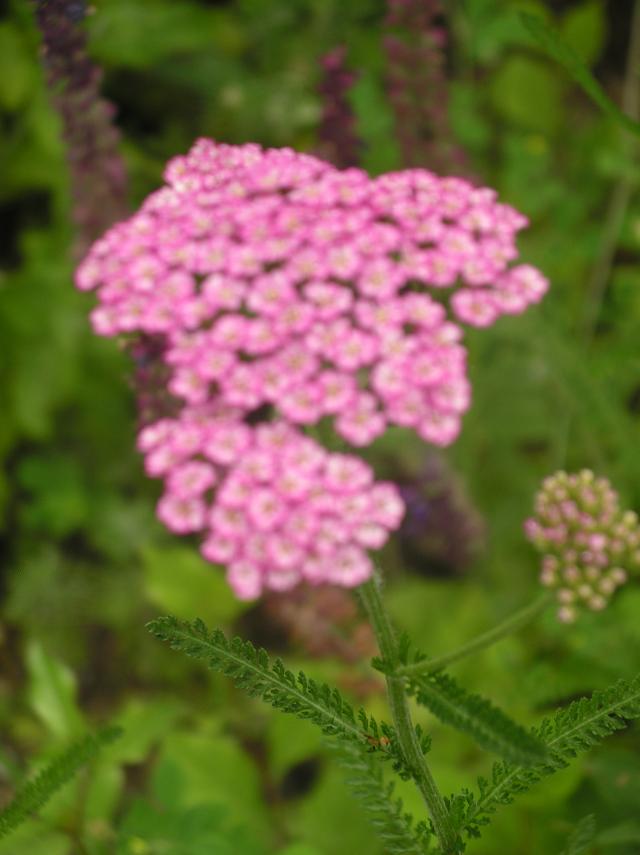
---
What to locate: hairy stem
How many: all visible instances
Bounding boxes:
[397,594,553,678]
[359,575,459,854]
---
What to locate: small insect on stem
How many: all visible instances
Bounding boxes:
[365,734,392,749]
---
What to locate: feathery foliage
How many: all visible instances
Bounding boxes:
[0,726,121,839]
[330,739,433,855]
[147,616,410,770]
[407,671,548,766]
[454,675,640,840]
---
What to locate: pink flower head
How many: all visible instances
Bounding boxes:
[76,138,547,599]
[136,412,405,599]
[77,138,547,449]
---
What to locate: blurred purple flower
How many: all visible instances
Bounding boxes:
[398,450,485,576]
[384,0,466,172]
[317,45,363,169]
[34,0,128,254]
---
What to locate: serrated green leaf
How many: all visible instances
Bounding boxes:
[0,728,121,840]
[330,740,431,855]
[146,616,406,771]
[455,674,640,840]
[408,671,548,766]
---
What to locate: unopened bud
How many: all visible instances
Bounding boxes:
[525,471,638,623]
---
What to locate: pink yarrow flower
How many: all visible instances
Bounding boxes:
[77,139,548,448]
[139,411,404,599]
[76,138,548,598]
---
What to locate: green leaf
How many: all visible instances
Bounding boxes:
[116,800,264,855]
[146,617,407,773]
[26,642,84,740]
[561,814,596,855]
[330,740,431,855]
[287,764,385,855]
[491,55,563,132]
[0,828,68,855]
[521,12,640,135]
[0,728,121,840]
[151,731,270,838]
[83,760,124,824]
[0,23,34,110]
[455,674,640,840]
[267,710,324,780]
[561,1,606,66]
[277,846,324,855]
[17,453,88,537]
[110,697,185,765]
[407,671,548,766]
[142,546,247,626]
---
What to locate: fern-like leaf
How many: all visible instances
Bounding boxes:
[456,675,640,839]
[330,739,432,854]
[148,617,410,769]
[0,726,121,839]
[408,672,548,766]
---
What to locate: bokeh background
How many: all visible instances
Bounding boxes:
[1,0,640,852]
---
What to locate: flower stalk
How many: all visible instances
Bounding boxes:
[359,575,459,854]
[397,593,553,679]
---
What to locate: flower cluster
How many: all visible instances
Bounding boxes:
[525,470,640,622]
[77,139,547,449]
[76,138,547,597]
[138,411,404,599]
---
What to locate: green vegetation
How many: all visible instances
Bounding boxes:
[1,0,640,852]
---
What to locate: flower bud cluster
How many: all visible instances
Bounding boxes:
[525,470,640,622]
[139,409,404,599]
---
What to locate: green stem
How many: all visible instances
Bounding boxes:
[359,576,459,855]
[397,594,553,679]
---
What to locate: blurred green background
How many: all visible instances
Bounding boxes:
[1,0,640,852]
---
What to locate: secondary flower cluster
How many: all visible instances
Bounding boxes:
[525,470,640,622]
[77,139,547,448]
[76,138,547,597]
[138,411,404,598]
